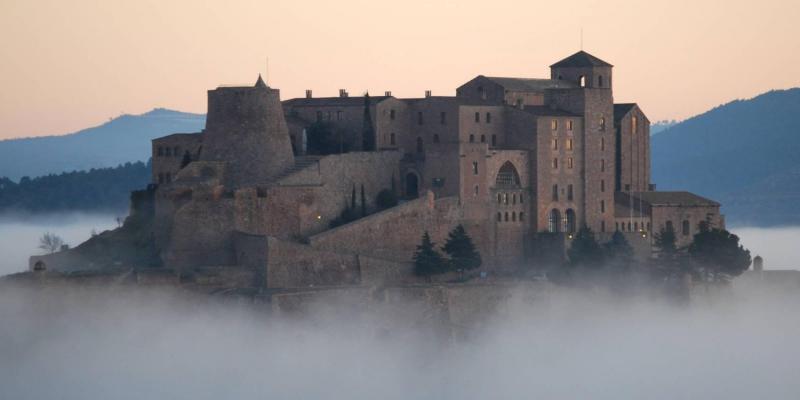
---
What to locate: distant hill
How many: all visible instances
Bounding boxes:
[650,120,679,135]
[0,161,151,214]
[0,108,204,181]
[652,88,800,226]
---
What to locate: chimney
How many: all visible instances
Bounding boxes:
[339,89,348,98]
[385,91,392,97]
[305,90,312,99]
[425,90,432,98]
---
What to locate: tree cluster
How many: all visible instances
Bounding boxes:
[0,160,151,213]
[413,225,482,278]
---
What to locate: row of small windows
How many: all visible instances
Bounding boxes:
[417,112,493,125]
[497,211,524,223]
[551,157,575,169]
[316,110,344,122]
[550,118,605,132]
[496,192,524,205]
[469,134,497,146]
[616,221,651,232]
[157,146,180,157]
[551,138,574,151]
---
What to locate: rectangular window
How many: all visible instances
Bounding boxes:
[486,112,492,123]
[601,159,605,172]
[552,184,559,201]
[632,116,638,134]
[327,111,332,121]
[601,221,606,233]
[567,157,574,169]
[551,119,558,130]
[552,138,558,150]
[475,112,480,123]
[440,111,447,125]
[566,139,573,150]
[567,120,573,131]
[601,137,605,151]
[418,111,423,125]
[553,158,558,169]
[472,161,478,175]
[567,184,573,201]
[491,135,497,147]
[601,200,606,213]
[390,109,396,120]
[601,179,605,192]
[336,111,342,121]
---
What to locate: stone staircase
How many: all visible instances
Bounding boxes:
[273,155,323,183]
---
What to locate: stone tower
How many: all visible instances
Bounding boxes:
[547,51,615,234]
[200,75,295,187]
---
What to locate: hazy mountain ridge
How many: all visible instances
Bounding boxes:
[0,108,204,181]
[652,88,800,226]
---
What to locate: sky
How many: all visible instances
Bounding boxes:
[0,0,799,140]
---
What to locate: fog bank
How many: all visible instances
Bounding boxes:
[0,284,797,399]
[732,226,800,269]
[0,213,117,276]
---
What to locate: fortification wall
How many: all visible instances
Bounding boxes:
[309,193,465,262]
[265,237,359,289]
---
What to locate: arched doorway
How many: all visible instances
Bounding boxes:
[549,209,561,233]
[405,172,419,199]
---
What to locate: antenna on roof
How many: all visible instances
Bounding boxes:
[580,27,583,50]
[265,56,269,85]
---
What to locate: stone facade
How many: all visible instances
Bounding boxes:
[32,50,725,287]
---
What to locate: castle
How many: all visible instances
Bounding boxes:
[31,51,723,288]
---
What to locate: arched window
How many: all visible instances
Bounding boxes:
[519,212,525,222]
[474,185,479,196]
[600,117,606,131]
[512,194,517,204]
[491,134,497,147]
[579,76,586,87]
[549,209,561,233]
[486,112,492,123]
[495,162,521,188]
[480,135,486,143]
[469,134,475,143]
[565,209,576,233]
[497,193,502,204]
[504,212,509,222]
[497,212,502,222]
[433,134,440,143]
[682,220,690,236]
[666,220,674,232]
[512,212,517,222]
[416,137,423,153]
[598,75,604,87]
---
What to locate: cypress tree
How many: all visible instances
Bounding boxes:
[442,224,482,271]
[362,92,376,151]
[351,184,356,211]
[360,184,367,217]
[413,231,446,278]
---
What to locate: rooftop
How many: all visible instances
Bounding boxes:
[613,103,638,123]
[482,76,577,91]
[630,191,720,207]
[550,50,613,68]
[283,95,391,107]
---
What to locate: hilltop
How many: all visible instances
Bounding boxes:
[0,109,204,181]
[652,88,800,226]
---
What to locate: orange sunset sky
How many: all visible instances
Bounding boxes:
[1,0,798,140]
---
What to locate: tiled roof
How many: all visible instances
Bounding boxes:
[632,191,720,207]
[550,51,613,68]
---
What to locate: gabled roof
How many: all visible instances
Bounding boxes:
[550,51,613,68]
[614,103,637,123]
[482,76,577,92]
[283,96,391,107]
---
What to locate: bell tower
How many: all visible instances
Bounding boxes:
[550,50,613,89]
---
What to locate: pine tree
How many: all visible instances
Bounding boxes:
[689,221,751,282]
[567,225,604,269]
[604,230,634,273]
[442,224,482,271]
[653,223,685,276]
[413,231,446,278]
[362,92,376,151]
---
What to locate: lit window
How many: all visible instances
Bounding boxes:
[632,116,638,134]
[600,117,606,131]
[567,157,574,169]
[567,120,573,131]
[551,119,558,130]
[566,139,573,150]
[472,161,478,175]
[552,138,558,150]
